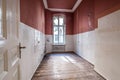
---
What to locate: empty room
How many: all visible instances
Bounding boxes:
[0,0,120,80]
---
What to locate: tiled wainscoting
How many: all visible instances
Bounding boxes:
[19,23,45,80]
[45,35,74,53]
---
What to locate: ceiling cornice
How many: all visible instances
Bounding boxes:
[43,0,83,13]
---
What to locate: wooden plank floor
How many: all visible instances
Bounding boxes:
[32,53,106,80]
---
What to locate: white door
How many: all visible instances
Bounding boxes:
[0,0,20,80]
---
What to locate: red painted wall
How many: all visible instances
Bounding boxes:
[95,0,120,18]
[95,0,120,27]
[73,0,120,34]
[45,10,53,34]
[73,0,95,34]
[45,10,73,35]
[20,0,120,34]
[20,0,45,33]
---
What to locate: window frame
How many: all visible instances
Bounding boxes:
[53,14,66,45]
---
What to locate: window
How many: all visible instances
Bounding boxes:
[53,15,65,45]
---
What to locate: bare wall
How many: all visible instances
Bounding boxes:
[20,0,45,33]
[74,9,120,80]
[73,0,95,34]
[73,0,120,79]
[73,0,120,34]
[95,0,120,27]
[95,0,120,18]
[20,0,45,79]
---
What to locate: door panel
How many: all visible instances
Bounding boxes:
[0,0,45,79]
[8,47,19,69]
[0,0,20,80]
[12,66,19,80]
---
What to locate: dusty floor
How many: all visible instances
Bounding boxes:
[32,53,106,80]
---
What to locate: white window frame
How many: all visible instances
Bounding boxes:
[53,14,66,45]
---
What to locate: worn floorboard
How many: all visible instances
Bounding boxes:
[32,53,106,80]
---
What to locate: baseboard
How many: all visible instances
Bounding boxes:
[94,69,107,80]
[73,52,107,79]
[31,53,45,79]
[73,51,95,68]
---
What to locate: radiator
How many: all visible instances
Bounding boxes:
[52,45,65,52]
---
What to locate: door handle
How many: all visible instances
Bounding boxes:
[19,43,26,58]
[19,46,26,49]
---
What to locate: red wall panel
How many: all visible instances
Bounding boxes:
[45,10,53,34]
[73,0,95,34]
[95,0,120,27]
[20,0,120,34]
[73,0,120,34]
[20,0,45,33]
[95,0,120,18]
[45,10,73,35]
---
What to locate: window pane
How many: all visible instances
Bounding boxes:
[53,27,58,44]
[59,35,64,44]
[59,17,64,25]
[59,27,63,36]
[53,17,58,25]
[54,26,58,35]
[54,35,58,44]
[59,27,64,44]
